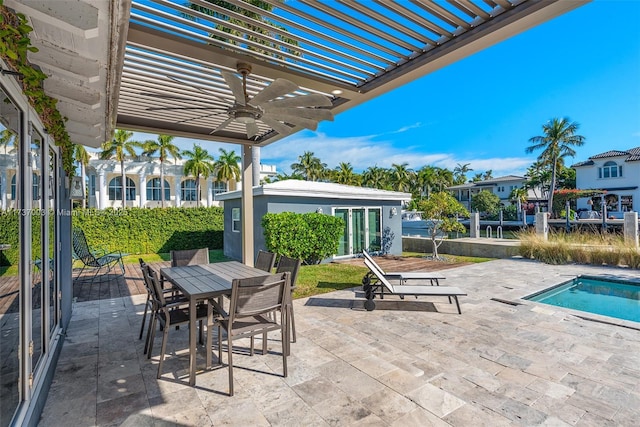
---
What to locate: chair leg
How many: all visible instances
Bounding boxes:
[147,315,157,359]
[139,295,150,340]
[288,303,296,343]
[157,322,170,379]
[262,332,267,355]
[250,336,255,356]
[227,334,234,396]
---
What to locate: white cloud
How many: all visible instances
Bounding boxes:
[261,130,535,177]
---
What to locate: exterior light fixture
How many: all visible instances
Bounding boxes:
[69,175,85,200]
[316,207,323,214]
[390,207,398,217]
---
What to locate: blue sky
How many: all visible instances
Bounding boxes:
[133,0,640,179]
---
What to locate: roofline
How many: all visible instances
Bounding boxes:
[217,184,411,201]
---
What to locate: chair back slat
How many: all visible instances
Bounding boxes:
[275,256,301,287]
[72,228,97,266]
[363,259,395,293]
[170,248,209,267]
[230,272,289,320]
[254,250,276,272]
[362,250,385,275]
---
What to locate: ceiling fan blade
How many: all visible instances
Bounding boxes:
[146,106,227,111]
[261,106,333,122]
[221,71,246,106]
[249,78,298,106]
[264,93,333,108]
[246,122,260,139]
[259,116,293,136]
[263,113,319,131]
[209,117,234,135]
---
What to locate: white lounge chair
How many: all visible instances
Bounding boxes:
[362,250,445,284]
[362,258,466,314]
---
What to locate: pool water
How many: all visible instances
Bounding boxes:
[525,276,640,323]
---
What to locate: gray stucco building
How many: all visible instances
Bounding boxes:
[217,180,410,262]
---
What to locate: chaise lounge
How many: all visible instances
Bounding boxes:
[362,250,446,284]
[362,258,466,314]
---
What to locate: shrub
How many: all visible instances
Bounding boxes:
[262,212,344,265]
[73,207,224,255]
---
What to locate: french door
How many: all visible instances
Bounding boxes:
[334,207,381,257]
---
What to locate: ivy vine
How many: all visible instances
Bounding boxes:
[0,0,75,175]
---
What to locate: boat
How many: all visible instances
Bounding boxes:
[401,210,429,230]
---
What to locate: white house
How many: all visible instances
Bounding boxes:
[83,153,277,209]
[572,147,640,214]
[447,175,544,211]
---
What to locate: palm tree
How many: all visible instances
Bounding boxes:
[291,151,326,181]
[142,134,182,207]
[100,129,142,207]
[453,163,472,185]
[182,144,214,207]
[388,163,414,192]
[433,167,454,192]
[74,144,90,208]
[333,162,360,185]
[214,148,241,192]
[0,129,16,155]
[526,117,585,213]
[362,166,388,189]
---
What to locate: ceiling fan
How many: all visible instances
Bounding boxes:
[144,63,334,140]
[214,63,334,139]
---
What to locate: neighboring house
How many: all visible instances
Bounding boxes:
[85,153,276,209]
[572,147,640,214]
[447,175,543,211]
[216,180,410,262]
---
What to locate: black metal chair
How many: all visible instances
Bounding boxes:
[72,227,125,283]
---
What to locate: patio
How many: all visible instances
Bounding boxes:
[39,258,639,426]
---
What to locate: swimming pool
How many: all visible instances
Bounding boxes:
[525,276,640,323]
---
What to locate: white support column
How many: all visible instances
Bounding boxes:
[535,212,548,240]
[469,212,480,238]
[98,170,106,209]
[241,145,254,266]
[206,179,212,207]
[175,175,181,207]
[623,212,639,248]
[0,168,6,209]
[138,171,146,208]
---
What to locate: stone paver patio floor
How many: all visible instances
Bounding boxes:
[39,258,640,426]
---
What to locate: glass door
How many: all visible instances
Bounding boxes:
[30,130,43,372]
[333,207,383,257]
[0,87,21,427]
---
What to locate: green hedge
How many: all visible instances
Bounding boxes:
[0,207,224,266]
[262,212,344,265]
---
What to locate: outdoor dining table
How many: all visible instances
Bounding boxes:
[160,261,271,386]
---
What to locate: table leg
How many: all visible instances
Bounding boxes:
[206,301,212,369]
[189,296,196,386]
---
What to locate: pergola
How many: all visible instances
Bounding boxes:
[6,0,588,262]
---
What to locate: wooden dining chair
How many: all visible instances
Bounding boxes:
[254,250,276,272]
[210,272,290,396]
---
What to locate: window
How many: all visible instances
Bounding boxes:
[108,176,136,200]
[10,173,39,200]
[598,161,622,178]
[89,174,96,196]
[232,207,240,232]
[147,178,170,201]
[181,179,197,201]
[212,181,227,200]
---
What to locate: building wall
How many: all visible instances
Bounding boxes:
[223,195,404,261]
[575,158,639,213]
[84,157,276,209]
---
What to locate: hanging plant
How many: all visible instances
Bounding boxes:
[0,0,75,175]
